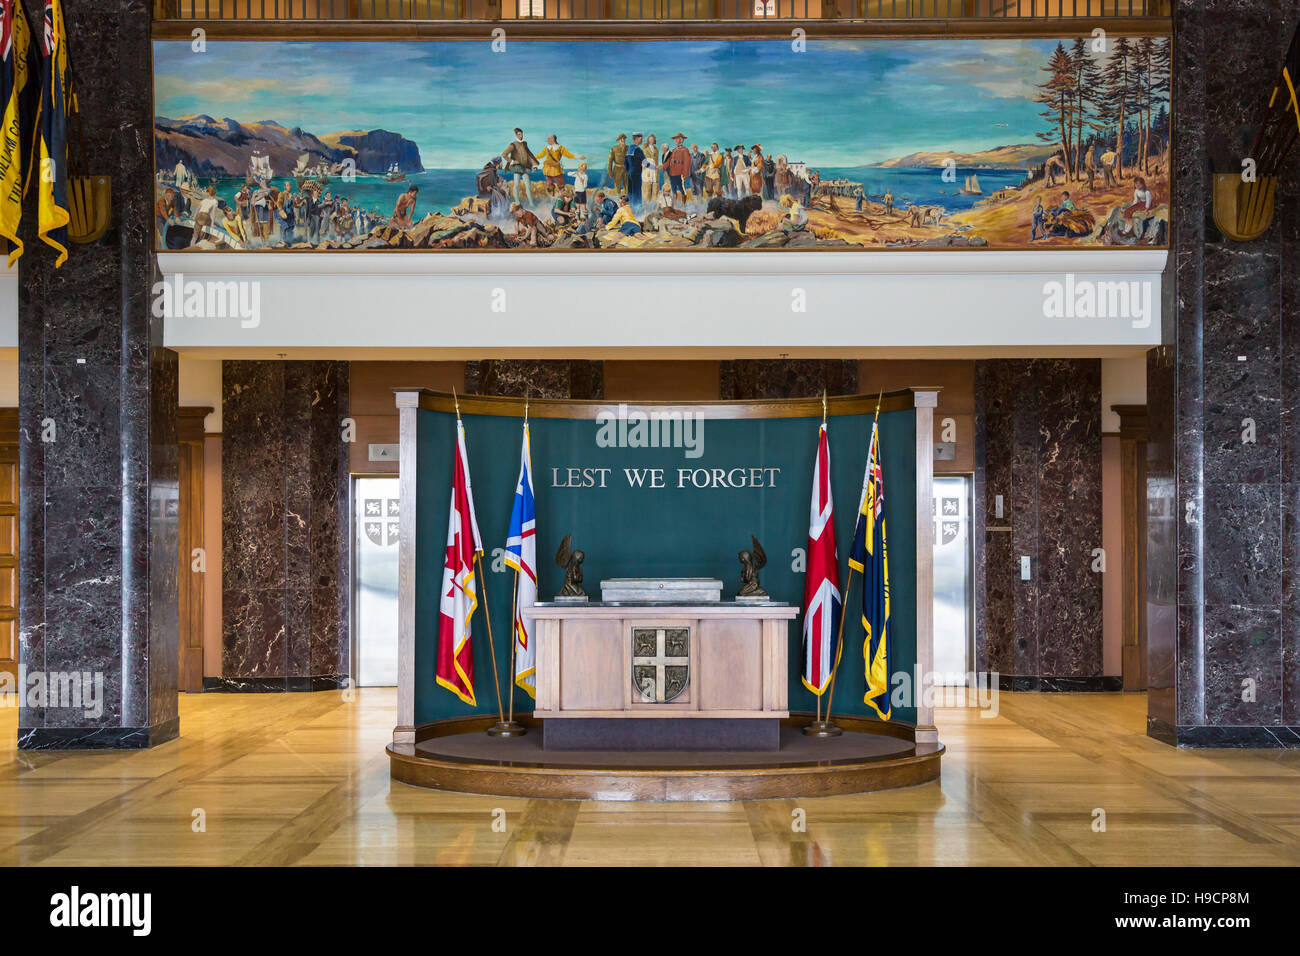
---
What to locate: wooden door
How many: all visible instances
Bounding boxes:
[0,410,16,684]
[178,407,213,692]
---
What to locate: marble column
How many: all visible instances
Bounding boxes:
[1147,0,1300,746]
[17,2,179,748]
[974,359,1106,690]
[465,359,603,399]
[719,360,857,399]
[218,361,350,691]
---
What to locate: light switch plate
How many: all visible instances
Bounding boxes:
[1020,556,1032,580]
[995,494,1004,519]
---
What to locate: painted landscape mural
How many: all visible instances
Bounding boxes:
[152,37,1171,252]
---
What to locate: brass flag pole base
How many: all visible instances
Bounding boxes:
[802,720,843,738]
[486,721,527,738]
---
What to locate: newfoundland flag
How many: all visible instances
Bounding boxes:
[436,419,483,707]
[849,419,891,720]
[504,421,538,699]
[800,422,841,696]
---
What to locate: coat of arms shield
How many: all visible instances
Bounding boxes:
[631,627,690,703]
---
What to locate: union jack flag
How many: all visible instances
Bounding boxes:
[801,422,841,696]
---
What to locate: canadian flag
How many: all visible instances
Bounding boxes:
[801,422,841,696]
[436,419,483,706]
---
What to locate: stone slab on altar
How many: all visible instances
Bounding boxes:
[600,577,724,603]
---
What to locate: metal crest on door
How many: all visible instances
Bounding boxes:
[632,627,689,703]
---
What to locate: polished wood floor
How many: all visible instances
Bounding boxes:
[3,689,1299,866]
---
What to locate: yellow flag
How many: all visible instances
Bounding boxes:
[32,0,70,267]
[0,0,32,266]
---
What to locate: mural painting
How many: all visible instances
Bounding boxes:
[153,37,1171,252]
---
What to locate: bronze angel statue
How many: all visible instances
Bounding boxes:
[555,534,586,598]
[737,535,769,599]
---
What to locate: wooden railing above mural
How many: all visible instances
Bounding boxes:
[153,0,1171,22]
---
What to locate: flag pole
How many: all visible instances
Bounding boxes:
[453,390,506,733]
[507,567,520,724]
[804,566,850,738]
[807,569,853,738]
[486,564,525,738]
[475,550,507,730]
[487,392,528,738]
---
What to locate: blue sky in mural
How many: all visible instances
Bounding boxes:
[154,39,1059,168]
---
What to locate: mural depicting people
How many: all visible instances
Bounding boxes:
[476,157,508,218]
[606,134,629,197]
[510,201,546,244]
[152,37,1170,252]
[626,133,647,210]
[391,185,419,230]
[537,134,582,189]
[502,127,540,204]
[662,132,692,208]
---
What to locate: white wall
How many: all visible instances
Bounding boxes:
[160,250,1167,355]
[1101,355,1148,432]
[178,357,222,432]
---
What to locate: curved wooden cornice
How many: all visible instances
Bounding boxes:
[392,387,938,419]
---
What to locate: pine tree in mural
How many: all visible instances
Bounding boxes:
[1069,36,1105,180]
[1099,37,1134,181]
[1036,42,1077,177]
[1148,37,1171,172]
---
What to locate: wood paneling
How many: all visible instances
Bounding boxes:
[528,604,795,720]
[858,359,974,473]
[0,409,15,683]
[603,361,721,402]
[178,407,213,692]
[409,387,926,420]
[1112,404,1147,692]
[697,620,762,711]
[390,710,939,801]
[350,361,465,474]
[558,620,624,711]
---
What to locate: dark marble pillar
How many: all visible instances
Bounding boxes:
[719,360,857,399]
[465,359,603,399]
[17,2,179,748]
[974,359,1106,690]
[1147,0,1300,746]
[218,361,349,691]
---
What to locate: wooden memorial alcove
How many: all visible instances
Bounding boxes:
[387,388,943,800]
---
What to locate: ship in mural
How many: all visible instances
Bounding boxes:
[152,37,1171,252]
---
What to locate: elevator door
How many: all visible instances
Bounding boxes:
[353,477,400,687]
[933,476,973,686]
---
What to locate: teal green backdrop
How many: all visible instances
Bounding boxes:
[413,406,917,725]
